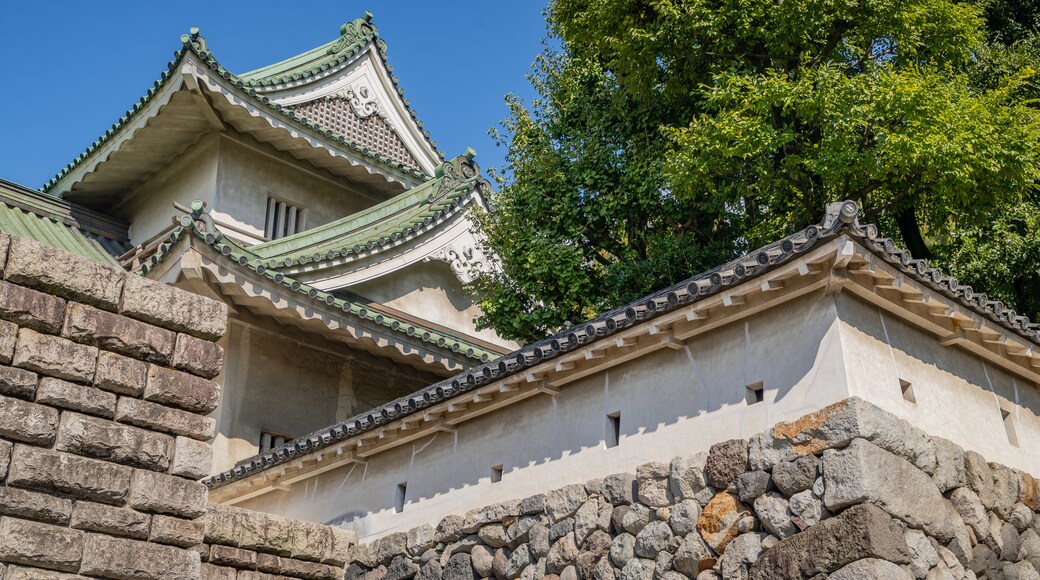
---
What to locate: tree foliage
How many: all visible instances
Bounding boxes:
[475,0,1040,343]
[932,0,1040,322]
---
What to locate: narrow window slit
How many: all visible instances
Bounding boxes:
[900,379,916,403]
[1001,408,1019,447]
[746,381,764,405]
[395,482,407,513]
[265,196,305,240]
[491,465,503,483]
[606,412,621,448]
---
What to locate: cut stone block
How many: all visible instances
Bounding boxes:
[823,438,963,541]
[94,350,148,396]
[121,273,227,340]
[0,364,38,400]
[0,279,65,334]
[150,514,206,547]
[6,444,132,505]
[71,500,151,539]
[56,411,173,471]
[129,468,209,518]
[13,328,97,383]
[0,516,84,572]
[0,486,73,525]
[37,376,116,418]
[5,235,124,311]
[115,396,216,441]
[748,397,935,473]
[749,503,910,578]
[210,544,259,567]
[80,532,201,580]
[0,319,16,364]
[203,503,338,563]
[145,364,220,414]
[63,302,175,364]
[257,552,343,579]
[171,435,212,479]
[0,394,59,445]
[173,332,224,379]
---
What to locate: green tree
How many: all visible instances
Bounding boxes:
[933,0,1040,320]
[476,0,1040,343]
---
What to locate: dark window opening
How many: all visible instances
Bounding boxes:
[395,482,407,513]
[606,412,621,448]
[900,379,916,403]
[265,196,305,240]
[746,381,764,405]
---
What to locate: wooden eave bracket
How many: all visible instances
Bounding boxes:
[215,447,368,506]
[356,420,454,459]
[844,250,1040,385]
[182,72,226,131]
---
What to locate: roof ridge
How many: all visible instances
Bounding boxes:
[235,13,444,161]
[237,13,377,84]
[204,199,1040,490]
[43,25,430,194]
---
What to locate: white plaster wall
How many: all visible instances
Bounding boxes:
[349,261,513,348]
[236,293,851,540]
[212,135,391,245]
[116,136,219,246]
[212,321,344,473]
[211,318,434,474]
[835,293,1040,474]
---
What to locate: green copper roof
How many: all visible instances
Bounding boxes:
[236,13,442,159]
[249,151,489,268]
[238,13,376,84]
[135,201,502,366]
[44,20,433,194]
[0,179,129,266]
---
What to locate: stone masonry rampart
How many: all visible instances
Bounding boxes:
[4,230,1039,579]
[348,397,1040,580]
[0,233,356,580]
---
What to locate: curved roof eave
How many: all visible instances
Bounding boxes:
[43,27,430,195]
[0,179,130,266]
[247,152,492,270]
[135,208,503,368]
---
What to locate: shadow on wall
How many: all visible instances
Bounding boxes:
[835,293,1040,440]
[239,283,1040,539]
[350,261,477,319]
[242,292,851,534]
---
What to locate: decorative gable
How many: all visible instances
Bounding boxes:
[290,94,422,172]
[242,14,443,176]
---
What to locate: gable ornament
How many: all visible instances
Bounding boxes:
[342,85,384,119]
[427,243,492,285]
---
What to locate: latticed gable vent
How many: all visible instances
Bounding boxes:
[290,97,422,172]
[265,197,305,241]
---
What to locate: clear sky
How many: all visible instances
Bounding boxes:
[0,2,549,190]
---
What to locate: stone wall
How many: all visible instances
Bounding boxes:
[200,503,356,579]
[347,398,1040,580]
[0,233,356,579]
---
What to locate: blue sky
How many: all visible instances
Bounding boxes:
[0,2,549,190]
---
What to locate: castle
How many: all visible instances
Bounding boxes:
[0,14,1038,580]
